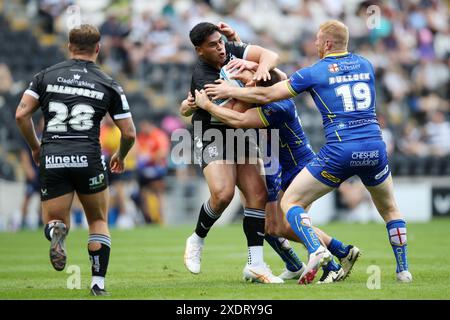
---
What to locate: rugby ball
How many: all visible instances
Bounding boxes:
[219,66,245,88]
[213,66,244,107]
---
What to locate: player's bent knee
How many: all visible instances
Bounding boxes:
[210,189,235,210]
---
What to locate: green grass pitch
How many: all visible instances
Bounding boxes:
[0,219,449,300]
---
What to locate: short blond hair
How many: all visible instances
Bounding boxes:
[319,20,349,49]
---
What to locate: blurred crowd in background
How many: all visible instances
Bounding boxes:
[0,0,449,229]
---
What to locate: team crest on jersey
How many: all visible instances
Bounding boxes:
[328,63,339,73]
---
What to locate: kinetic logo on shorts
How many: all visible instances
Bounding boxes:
[45,155,88,169]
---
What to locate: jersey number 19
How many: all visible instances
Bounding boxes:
[335,82,372,112]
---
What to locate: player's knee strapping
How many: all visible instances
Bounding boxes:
[386,219,409,273]
[265,235,303,272]
[88,234,111,277]
[195,200,221,238]
[286,206,321,254]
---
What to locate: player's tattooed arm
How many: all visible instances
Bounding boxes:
[195,89,263,129]
[15,94,41,164]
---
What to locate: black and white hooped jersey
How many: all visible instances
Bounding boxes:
[25,59,131,155]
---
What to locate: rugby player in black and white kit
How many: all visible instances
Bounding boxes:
[181,22,300,283]
[16,24,136,296]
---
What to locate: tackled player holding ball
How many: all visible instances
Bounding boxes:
[181,22,305,283]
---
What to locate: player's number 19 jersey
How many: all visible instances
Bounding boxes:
[287,52,382,143]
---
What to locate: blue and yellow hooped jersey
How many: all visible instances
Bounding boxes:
[287,52,382,144]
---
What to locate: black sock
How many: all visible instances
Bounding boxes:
[194,200,221,238]
[243,208,265,246]
[88,234,111,278]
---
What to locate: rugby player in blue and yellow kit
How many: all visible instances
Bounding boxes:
[205,20,412,284]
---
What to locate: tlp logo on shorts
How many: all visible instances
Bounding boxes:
[89,173,105,190]
[45,155,88,169]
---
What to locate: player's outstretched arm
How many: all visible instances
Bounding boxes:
[111,117,136,173]
[194,89,264,129]
[15,93,41,165]
[205,79,293,105]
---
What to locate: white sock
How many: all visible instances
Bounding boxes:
[91,276,105,290]
[190,233,204,245]
[247,246,264,266]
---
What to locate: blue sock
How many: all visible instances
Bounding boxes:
[322,258,341,272]
[386,219,409,273]
[264,235,303,272]
[286,206,321,254]
[328,238,351,259]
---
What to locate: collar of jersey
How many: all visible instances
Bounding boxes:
[324,51,349,58]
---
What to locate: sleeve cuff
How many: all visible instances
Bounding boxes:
[257,107,270,127]
[113,112,132,120]
[242,45,250,60]
[285,81,298,97]
[24,89,39,100]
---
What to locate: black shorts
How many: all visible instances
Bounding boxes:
[193,126,260,169]
[39,153,108,201]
